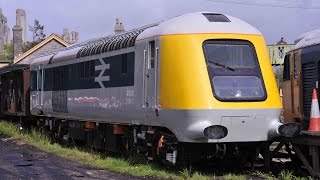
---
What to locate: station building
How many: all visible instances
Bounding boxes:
[267,37,293,66]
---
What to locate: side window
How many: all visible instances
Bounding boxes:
[89,61,95,77]
[31,71,37,91]
[121,54,128,74]
[37,70,42,91]
[148,40,155,69]
[283,54,291,81]
[79,60,95,78]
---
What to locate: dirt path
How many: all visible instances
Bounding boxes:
[0,137,146,180]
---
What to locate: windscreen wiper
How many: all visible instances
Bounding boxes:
[209,60,235,71]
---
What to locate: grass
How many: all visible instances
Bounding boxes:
[278,170,312,180]
[223,173,246,180]
[254,171,275,180]
[0,121,312,180]
[0,121,174,179]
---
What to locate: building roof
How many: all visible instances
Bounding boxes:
[14,33,70,64]
[276,37,288,45]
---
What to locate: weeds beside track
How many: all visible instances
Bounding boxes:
[0,121,311,180]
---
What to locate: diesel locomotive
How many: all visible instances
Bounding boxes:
[0,12,299,165]
[283,28,320,126]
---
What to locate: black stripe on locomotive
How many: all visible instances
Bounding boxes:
[30,52,135,91]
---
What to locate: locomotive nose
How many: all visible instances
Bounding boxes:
[278,123,301,137]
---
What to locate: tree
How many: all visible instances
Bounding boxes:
[23,19,47,52]
[0,44,14,60]
[29,19,46,42]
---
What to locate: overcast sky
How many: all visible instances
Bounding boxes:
[0,0,319,44]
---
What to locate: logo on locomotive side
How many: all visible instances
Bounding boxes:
[95,58,110,88]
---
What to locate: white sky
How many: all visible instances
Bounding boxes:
[1,0,319,44]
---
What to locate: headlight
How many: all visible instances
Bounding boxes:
[204,125,228,139]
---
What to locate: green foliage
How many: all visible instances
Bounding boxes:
[179,168,213,180]
[0,44,14,60]
[0,121,311,180]
[255,171,275,180]
[0,121,176,179]
[179,168,192,179]
[279,170,294,180]
[223,173,246,180]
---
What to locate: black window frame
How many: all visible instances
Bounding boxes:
[148,40,155,69]
[203,39,267,102]
[202,13,231,22]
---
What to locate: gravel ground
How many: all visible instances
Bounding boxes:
[0,137,147,180]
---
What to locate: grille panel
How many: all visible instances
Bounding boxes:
[302,62,317,118]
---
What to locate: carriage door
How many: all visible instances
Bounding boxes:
[36,65,44,107]
[143,40,159,118]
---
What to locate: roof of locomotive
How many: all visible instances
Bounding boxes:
[137,12,261,40]
[293,27,320,50]
[30,12,261,65]
[0,64,29,74]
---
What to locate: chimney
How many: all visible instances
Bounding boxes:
[12,25,23,59]
[62,28,70,42]
[114,18,125,34]
[71,31,79,43]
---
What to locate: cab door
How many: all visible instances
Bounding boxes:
[143,39,160,119]
[291,50,303,122]
[282,53,293,122]
[283,50,303,123]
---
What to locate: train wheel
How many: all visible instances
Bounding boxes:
[152,131,178,166]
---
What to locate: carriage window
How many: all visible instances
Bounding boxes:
[283,54,291,81]
[80,60,95,78]
[89,61,95,77]
[31,71,37,91]
[121,53,128,74]
[37,70,42,91]
[148,40,155,69]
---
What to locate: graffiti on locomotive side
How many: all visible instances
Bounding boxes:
[68,96,134,109]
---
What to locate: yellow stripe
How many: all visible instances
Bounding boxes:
[159,34,282,109]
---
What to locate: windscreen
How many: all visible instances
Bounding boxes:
[203,40,266,101]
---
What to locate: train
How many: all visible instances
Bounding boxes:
[0,12,300,166]
[283,28,320,127]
